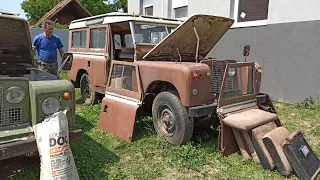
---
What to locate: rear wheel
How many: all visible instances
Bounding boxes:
[152,92,194,145]
[80,73,99,105]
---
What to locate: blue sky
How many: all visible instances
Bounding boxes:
[1,0,27,19]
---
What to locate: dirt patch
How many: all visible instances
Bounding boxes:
[120,156,132,163]
[204,165,218,175]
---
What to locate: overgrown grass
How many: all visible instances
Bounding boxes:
[8,73,320,179]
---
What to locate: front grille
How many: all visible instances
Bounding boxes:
[0,84,23,126]
[210,63,234,93]
[210,63,226,93]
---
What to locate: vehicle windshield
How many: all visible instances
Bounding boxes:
[131,22,178,44]
[221,65,255,99]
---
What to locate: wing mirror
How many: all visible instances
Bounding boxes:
[243,45,250,62]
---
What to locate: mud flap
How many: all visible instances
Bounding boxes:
[98,94,139,142]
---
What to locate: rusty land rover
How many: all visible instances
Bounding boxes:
[63,13,280,155]
[0,10,82,161]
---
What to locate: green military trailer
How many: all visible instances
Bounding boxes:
[0,10,82,160]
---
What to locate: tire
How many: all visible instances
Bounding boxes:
[152,91,194,145]
[80,73,98,105]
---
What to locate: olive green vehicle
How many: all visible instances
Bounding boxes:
[0,10,82,161]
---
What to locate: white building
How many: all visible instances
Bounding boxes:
[128,0,320,103]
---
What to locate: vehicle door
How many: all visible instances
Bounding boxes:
[98,60,142,142]
[87,25,110,87]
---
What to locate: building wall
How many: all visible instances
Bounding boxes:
[29,28,69,67]
[128,0,141,14]
[188,0,231,18]
[208,20,320,103]
[268,0,320,24]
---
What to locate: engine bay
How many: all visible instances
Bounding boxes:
[0,62,57,81]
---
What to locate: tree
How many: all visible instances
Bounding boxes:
[113,0,128,12]
[21,0,128,23]
[21,0,60,23]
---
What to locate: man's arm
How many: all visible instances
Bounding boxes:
[56,36,64,58]
[59,48,64,58]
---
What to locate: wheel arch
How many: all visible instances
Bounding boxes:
[145,80,180,98]
[74,69,88,88]
[141,80,180,114]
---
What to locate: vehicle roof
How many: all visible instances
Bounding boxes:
[69,12,183,30]
[0,9,20,16]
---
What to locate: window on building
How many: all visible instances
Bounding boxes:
[172,0,188,19]
[72,31,86,48]
[89,28,106,49]
[232,0,269,27]
[145,6,153,15]
[174,6,188,19]
[142,0,153,16]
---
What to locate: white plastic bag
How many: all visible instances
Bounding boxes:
[33,110,79,180]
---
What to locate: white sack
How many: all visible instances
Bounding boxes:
[33,110,79,180]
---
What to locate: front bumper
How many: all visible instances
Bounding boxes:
[0,129,82,161]
[188,103,217,118]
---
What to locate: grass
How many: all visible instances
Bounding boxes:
[8,73,320,180]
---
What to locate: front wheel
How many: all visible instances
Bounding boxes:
[152,92,194,145]
[80,73,98,105]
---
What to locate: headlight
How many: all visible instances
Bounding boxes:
[41,97,60,115]
[5,86,26,104]
[228,68,236,77]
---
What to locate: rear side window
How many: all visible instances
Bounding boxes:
[72,31,86,48]
[90,28,106,49]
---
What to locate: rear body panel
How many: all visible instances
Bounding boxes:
[67,53,108,93]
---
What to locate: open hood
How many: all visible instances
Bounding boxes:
[143,14,234,61]
[0,14,33,64]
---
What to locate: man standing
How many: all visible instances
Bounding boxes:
[33,20,64,76]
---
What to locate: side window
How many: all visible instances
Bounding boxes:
[72,31,86,48]
[90,28,106,49]
[109,64,138,92]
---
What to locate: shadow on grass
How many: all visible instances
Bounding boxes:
[132,110,156,141]
[71,114,120,179]
[71,134,119,179]
[0,155,40,180]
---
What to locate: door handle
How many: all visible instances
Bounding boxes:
[103,105,108,112]
[88,61,91,67]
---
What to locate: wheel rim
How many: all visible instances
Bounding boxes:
[157,105,176,136]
